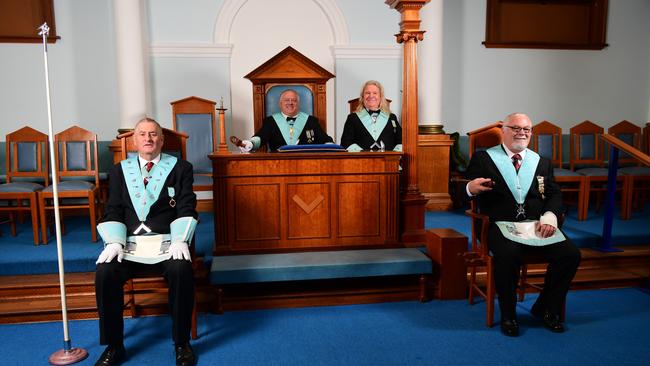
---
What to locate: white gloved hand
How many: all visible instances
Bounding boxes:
[96,243,124,264]
[169,242,192,261]
[239,140,253,153]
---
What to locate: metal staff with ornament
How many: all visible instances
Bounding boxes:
[38,22,89,365]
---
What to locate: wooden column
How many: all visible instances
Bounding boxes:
[387,0,429,245]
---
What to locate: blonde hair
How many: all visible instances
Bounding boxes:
[355,80,391,114]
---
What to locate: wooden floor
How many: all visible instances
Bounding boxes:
[1,246,650,325]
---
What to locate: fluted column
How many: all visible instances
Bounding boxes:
[113,0,148,130]
[386,0,429,245]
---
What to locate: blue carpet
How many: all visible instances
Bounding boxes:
[1,205,648,275]
[0,213,215,276]
[0,288,648,365]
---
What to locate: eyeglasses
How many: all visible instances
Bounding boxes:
[503,126,532,134]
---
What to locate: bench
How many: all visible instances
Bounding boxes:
[209,248,433,312]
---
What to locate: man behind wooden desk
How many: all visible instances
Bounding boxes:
[238,89,333,152]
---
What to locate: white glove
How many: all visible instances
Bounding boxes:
[169,242,192,261]
[96,243,124,264]
[239,140,253,153]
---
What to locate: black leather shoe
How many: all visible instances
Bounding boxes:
[175,342,197,366]
[94,344,125,366]
[532,307,565,333]
[500,318,520,337]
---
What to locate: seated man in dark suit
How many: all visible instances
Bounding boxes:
[94,117,198,366]
[239,89,333,152]
[465,112,581,337]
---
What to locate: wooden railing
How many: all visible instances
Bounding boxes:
[598,134,650,251]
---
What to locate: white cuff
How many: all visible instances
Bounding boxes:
[540,211,558,228]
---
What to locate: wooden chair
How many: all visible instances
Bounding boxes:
[116,128,187,161]
[0,126,50,245]
[38,125,100,243]
[569,121,628,220]
[464,123,501,326]
[171,96,216,211]
[531,121,586,220]
[245,46,334,135]
[464,122,565,327]
[114,129,198,340]
[608,121,650,218]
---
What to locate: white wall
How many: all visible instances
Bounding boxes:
[0,0,648,142]
[441,0,650,133]
[0,0,119,140]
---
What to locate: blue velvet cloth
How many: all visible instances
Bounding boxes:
[277,144,345,152]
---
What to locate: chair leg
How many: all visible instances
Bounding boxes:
[468,266,476,305]
[191,294,198,340]
[582,178,592,221]
[622,176,634,220]
[89,192,97,242]
[486,259,495,328]
[38,194,48,244]
[9,212,17,237]
[518,264,528,302]
[29,194,39,245]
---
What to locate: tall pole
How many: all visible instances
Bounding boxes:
[386,0,430,245]
[39,23,88,365]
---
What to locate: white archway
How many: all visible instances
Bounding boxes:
[215,0,349,140]
[214,0,349,45]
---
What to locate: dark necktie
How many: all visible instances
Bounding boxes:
[143,161,154,187]
[368,110,380,115]
[512,154,521,172]
[286,116,296,123]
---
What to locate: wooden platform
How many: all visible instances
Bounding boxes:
[1,246,649,325]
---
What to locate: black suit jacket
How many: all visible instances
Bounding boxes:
[100,158,198,235]
[464,149,563,223]
[340,112,402,151]
[254,115,333,152]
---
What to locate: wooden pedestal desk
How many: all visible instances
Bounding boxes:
[209,152,402,255]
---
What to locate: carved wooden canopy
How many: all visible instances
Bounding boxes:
[245,46,335,133]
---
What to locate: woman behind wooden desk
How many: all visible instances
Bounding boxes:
[340,80,402,152]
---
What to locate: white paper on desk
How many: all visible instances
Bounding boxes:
[123,234,171,264]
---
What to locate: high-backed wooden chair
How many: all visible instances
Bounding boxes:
[38,125,100,243]
[114,129,198,339]
[531,121,586,220]
[608,121,650,218]
[644,123,650,155]
[464,122,566,327]
[569,121,628,220]
[245,46,334,134]
[0,126,49,245]
[171,96,216,211]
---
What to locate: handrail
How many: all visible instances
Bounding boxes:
[601,134,650,166]
[597,133,650,253]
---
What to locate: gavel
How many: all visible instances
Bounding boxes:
[230,136,244,148]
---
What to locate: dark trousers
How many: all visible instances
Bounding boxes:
[95,258,194,346]
[488,225,581,320]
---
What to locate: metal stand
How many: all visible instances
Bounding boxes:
[39,22,88,365]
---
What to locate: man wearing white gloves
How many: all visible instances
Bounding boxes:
[94,117,198,366]
[239,89,333,152]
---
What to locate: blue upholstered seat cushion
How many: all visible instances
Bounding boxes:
[210,248,432,284]
[553,168,581,177]
[277,144,346,153]
[42,180,95,192]
[619,166,650,176]
[0,182,45,193]
[576,167,622,176]
[193,174,212,186]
